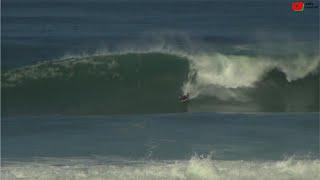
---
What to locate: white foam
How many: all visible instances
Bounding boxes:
[2,155,319,180]
[182,53,319,100]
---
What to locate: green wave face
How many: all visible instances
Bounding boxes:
[2,53,190,116]
[2,52,319,117]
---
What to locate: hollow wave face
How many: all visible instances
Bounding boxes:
[2,156,319,180]
[2,53,190,116]
[2,47,319,116]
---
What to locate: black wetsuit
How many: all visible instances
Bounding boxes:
[179,95,188,101]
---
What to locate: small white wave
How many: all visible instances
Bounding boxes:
[2,155,319,180]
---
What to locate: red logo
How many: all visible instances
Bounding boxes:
[291,1,304,11]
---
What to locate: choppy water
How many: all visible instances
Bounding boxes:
[2,113,319,179]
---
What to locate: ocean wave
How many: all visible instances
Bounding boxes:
[4,50,319,91]
[2,50,319,116]
[2,155,319,180]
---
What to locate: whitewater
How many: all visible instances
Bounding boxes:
[2,156,319,180]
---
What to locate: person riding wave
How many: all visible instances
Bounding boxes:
[179,93,189,102]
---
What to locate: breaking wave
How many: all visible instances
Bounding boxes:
[2,49,319,116]
[2,155,319,180]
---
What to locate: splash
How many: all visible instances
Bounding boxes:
[182,53,319,99]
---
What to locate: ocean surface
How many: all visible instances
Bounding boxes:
[2,113,319,179]
[2,0,319,115]
[1,0,319,179]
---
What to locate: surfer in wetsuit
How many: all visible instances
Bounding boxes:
[179,93,189,102]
